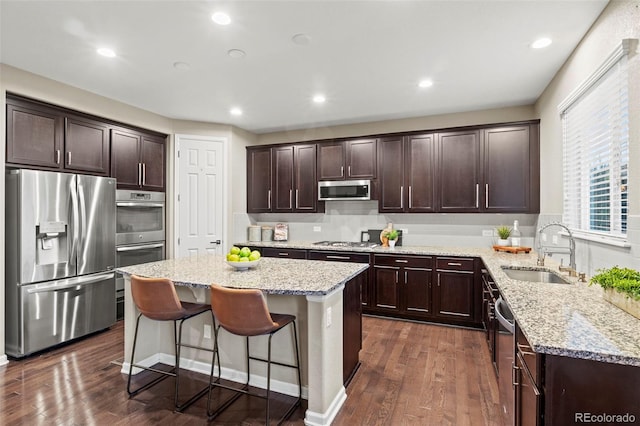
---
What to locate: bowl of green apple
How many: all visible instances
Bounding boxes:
[226,246,261,270]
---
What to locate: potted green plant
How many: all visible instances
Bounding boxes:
[496,226,511,246]
[387,229,399,248]
[590,266,640,319]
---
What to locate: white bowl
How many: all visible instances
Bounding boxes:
[226,258,260,270]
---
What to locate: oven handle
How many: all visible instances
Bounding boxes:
[117,243,165,252]
[116,202,165,208]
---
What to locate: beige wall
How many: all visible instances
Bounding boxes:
[257,105,537,145]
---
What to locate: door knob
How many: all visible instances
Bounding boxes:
[210,240,221,245]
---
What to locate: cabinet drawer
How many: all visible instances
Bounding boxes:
[374,254,432,268]
[436,257,474,271]
[516,326,540,386]
[262,248,308,259]
[308,251,369,263]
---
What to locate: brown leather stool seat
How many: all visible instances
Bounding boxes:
[127,275,218,412]
[207,283,302,425]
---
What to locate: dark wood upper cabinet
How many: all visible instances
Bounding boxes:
[273,146,295,212]
[378,136,404,212]
[318,138,376,180]
[111,128,165,191]
[6,99,63,169]
[377,133,442,213]
[294,144,318,211]
[246,147,272,213]
[140,134,165,191]
[247,144,321,213]
[484,124,539,213]
[406,134,436,212]
[64,115,110,175]
[438,130,481,212]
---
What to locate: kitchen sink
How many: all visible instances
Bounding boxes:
[501,267,571,284]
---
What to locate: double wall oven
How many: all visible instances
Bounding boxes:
[115,190,166,319]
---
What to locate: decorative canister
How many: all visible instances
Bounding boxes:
[261,226,273,241]
[248,225,261,242]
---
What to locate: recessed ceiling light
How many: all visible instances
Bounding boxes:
[173,61,191,70]
[292,33,311,46]
[313,94,326,104]
[230,107,243,116]
[418,80,433,88]
[227,49,246,59]
[211,12,231,25]
[97,47,116,58]
[531,37,552,49]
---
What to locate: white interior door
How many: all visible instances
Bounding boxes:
[175,135,226,258]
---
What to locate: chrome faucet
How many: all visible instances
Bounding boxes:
[536,222,577,276]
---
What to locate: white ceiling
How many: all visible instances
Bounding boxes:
[0,1,608,134]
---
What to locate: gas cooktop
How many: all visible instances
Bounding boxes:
[313,241,379,248]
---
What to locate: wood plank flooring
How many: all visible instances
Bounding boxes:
[0,316,504,425]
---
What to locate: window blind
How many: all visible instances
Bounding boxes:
[561,43,630,238]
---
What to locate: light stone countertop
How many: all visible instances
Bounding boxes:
[238,240,640,367]
[117,253,369,296]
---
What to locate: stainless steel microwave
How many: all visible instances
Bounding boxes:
[318,180,371,201]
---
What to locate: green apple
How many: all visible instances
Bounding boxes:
[240,247,251,258]
[249,250,261,261]
[230,246,241,255]
[238,256,249,262]
[228,254,240,262]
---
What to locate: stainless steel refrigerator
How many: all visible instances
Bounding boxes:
[5,169,116,358]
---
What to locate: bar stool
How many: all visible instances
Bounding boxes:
[127,275,219,412]
[207,283,302,425]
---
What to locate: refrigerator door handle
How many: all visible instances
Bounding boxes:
[78,181,87,267]
[70,179,80,265]
[116,202,165,208]
[26,272,115,294]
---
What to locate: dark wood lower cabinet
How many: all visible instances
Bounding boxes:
[342,271,364,385]
[506,315,640,426]
[261,247,308,259]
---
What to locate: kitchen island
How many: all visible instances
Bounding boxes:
[118,254,368,426]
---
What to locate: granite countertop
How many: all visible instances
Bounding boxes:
[239,240,640,367]
[117,254,368,296]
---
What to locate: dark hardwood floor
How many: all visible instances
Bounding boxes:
[1,316,503,425]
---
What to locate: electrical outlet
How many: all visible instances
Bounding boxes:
[482,229,493,237]
[313,226,321,232]
[401,228,409,235]
[326,307,332,328]
[552,235,559,245]
[203,324,211,339]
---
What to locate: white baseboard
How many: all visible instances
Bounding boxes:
[304,386,347,426]
[0,354,9,366]
[122,352,308,399]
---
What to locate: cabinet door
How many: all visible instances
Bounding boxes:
[438,130,480,212]
[111,129,141,189]
[294,144,317,211]
[406,134,436,212]
[346,138,377,179]
[435,270,475,321]
[374,266,400,312]
[247,147,272,212]
[317,142,345,180]
[273,146,294,212]
[484,125,531,212]
[64,116,110,175]
[404,267,432,317]
[6,100,63,169]
[378,136,405,212]
[515,353,542,426]
[140,134,165,191]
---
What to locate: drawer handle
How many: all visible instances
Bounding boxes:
[327,255,350,260]
[278,252,289,256]
[395,259,408,263]
[448,262,462,266]
[517,343,536,356]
